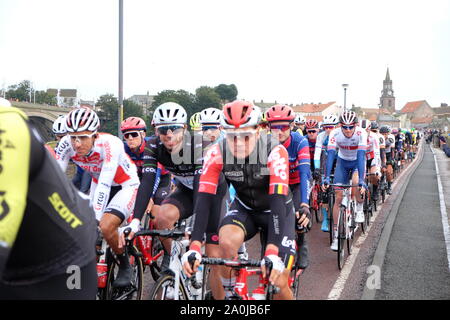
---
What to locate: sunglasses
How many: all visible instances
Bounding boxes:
[341,125,355,130]
[123,131,140,139]
[307,130,318,134]
[157,125,184,135]
[269,124,291,132]
[202,125,220,132]
[371,129,378,132]
[323,126,335,130]
[69,132,97,143]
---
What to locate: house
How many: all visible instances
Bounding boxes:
[128,93,155,115]
[410,116,433,129]
[377,114,401,128]
[292,102,341,118]
[399,100,434,120]
[433,103,450,119]
[47,88,79,107]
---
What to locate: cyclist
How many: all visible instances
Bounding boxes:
[370,121,386,201]
[190,112,202,133]
[52,115,68,142]
[120,117,171,218]
[360,119,381,201]
[184,101,298,300]
[199,107,223,144]
[313,114,339,232]
[55,107,140,288]
[132,102,228,299]
[323,110,367,251]
[380,125,395,194]
[265,104,311,270]
[0,100,97,299]
[294,114,306,136]
[305,119,320,171]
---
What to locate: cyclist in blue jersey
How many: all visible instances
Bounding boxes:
[266,104,311,269]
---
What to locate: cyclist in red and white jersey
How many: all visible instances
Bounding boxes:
[55,107,140,288]
[323,111,367,251]
[360,120,381,194]
[183,101,297,300]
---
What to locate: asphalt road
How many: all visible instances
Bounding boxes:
[375,145,450,300]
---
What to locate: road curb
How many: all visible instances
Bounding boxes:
[361,142,425,300]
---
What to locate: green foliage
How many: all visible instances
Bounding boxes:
[194,86,221,110]
[214,84,238,103]
[6,80,56,105]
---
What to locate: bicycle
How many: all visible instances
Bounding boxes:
[143,220,208,300]
[96,229,144,300]
[200,257,280,300]
[328,183,360,270]
[309,177,323,223]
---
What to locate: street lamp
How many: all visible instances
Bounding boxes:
[118,0,124,137]
[342,83,349,112]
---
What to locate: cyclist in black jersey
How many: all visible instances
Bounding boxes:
[131,102,228,299]
[0,101,97,299]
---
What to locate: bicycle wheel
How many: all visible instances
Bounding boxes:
[290,266,303,299]
[381,183,386,203]
[106,249,144,300]
[149,273,188,300]
[328,191,335,246]
[337,207,346,270]
[347,204,354,255]
[313,186,323,223]
[142,212,165,281]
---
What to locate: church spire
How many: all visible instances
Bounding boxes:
[385,67,390,81]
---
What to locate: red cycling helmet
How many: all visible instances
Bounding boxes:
[305,119,319,129]
[221,100,261,129]
[266,104,295,122]
[120,117,147,132]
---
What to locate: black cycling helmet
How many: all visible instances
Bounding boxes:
[379,125,390,134]
[371,121,379,130]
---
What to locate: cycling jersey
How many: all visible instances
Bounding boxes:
[326,127,367,185]
[366,131,381,167]
[306,136,316,170]
[313,131,329,170]
[0,107,96,298]
[133,133,206,222]
[282,132,310,208]
[194,135,291,249]
[55,133,139,221]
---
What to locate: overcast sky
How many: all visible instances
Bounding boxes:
[1,0,449,110]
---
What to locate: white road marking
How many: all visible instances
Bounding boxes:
[327,144,422,300]
[431,148,450,271]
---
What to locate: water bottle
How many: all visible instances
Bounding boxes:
[97,259,108,288]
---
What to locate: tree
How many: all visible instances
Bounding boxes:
[194,86,221,110]
[6,80,32,102]
[35,90,57,105]
[96,94,120,135]
[214,84,238,103]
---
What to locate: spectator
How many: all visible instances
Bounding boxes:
[439,134,450,157]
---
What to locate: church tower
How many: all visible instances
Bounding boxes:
[380,68,395,113]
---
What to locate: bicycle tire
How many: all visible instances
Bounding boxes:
[313,186,323,223]
[337,207,346,270]
[347,203,354,255]
[142,212,165,282]
[149,273,188,300]
[105,250,144,300]
[290,266,302,299]
[328,191,335,246]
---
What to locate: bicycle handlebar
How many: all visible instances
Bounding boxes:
[201,257,262,268]
[134,228,186,239]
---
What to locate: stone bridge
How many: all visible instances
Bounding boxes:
[11,101,71,142]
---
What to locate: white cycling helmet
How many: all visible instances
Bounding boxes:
[0,97,12,108]
[66,107,100,133]
[323,114,339,125]
[339,110,358,125]
[153,102,187,125]
[294,114,306,124]
[199,108,222,124]
[52,115,68,135]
